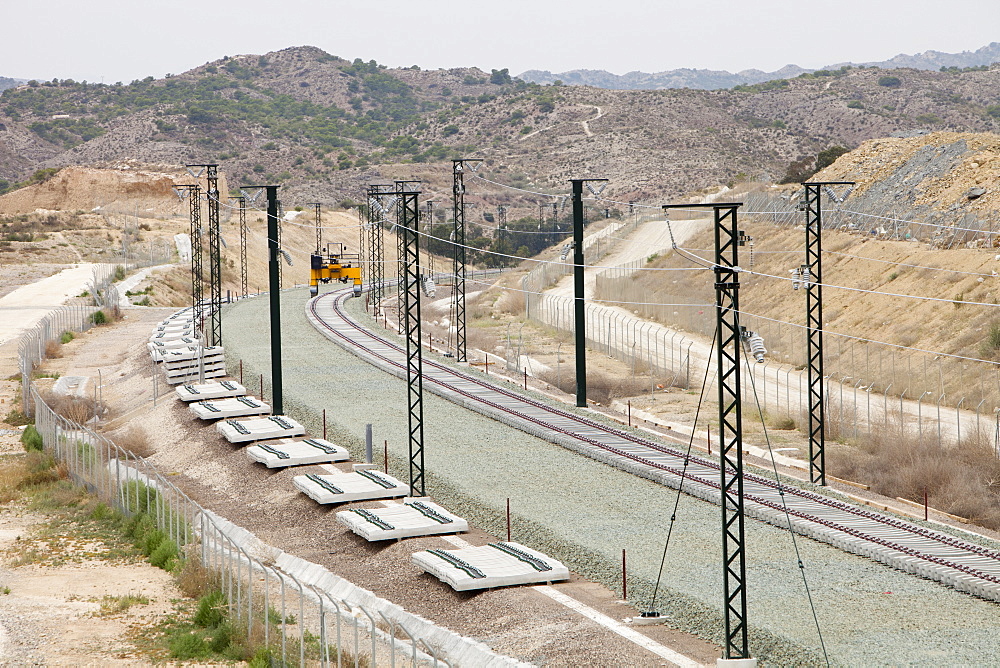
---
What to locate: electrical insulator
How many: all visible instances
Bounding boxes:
[800,264,811,287]
[741,328,767,363]
[422,275,437,298]
[791,267,801,290]
[560,243,573,261]
[798,198,807,211]
[748,238,755,269]
[747,333,766,363]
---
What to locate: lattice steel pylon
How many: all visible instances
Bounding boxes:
[803,180,854,486]
[177,184,204,338]
[188,164,222,346]
[357,204,367,297]
[395,181,421,332]
[367,185,392,317]
[276,200,284,289]
[229,196,248,297]
[664,201,752,662]
[311,203,322,252]
[452,160,480,362]
[397,182,425,496]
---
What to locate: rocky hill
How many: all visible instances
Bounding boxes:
[3,46,1000,208]
[519,42,1000,90]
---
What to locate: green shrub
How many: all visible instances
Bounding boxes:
[878,75,901,87]
[21,424,43,451]
[981,322,1000,358]
[846,100,863,109]
[149,538,178,570]
[59,331,74,344]
[122,481,158,514]
[142,527,166,556]
[194,590,227,628]
[114,266,126,281]
[126,512,155,544]
[207,621,232,653]
[168,631,211,660]
[90,310,107,325]
[5,409,31,427]
[248,647,275,668]
[90,502,114,521]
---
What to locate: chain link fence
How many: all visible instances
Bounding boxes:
[16,299,521,667]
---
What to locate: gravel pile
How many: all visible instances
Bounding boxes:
[223,289,1000,666]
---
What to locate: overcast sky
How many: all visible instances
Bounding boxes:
[3,0,998,82]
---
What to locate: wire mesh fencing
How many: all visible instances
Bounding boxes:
[18,297,472,667]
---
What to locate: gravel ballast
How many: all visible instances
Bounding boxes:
[223,289,1000,666]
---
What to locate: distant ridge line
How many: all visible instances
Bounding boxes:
[518,42,1000,90]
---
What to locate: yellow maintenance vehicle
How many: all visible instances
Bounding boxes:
[310,243,362,297]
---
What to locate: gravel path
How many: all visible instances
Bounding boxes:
[222,288,1000,666]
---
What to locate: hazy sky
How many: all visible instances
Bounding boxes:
[4,0,998,82]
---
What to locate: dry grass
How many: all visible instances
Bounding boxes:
[176,552,222,600]
[45,393,97,424]
[539,368,650,405]
[496,289,525,315]
[829,425,1000,529]
[0,451,62,504]
[97,592,150,616]
[109,426,155,459]
[44,340,63,358]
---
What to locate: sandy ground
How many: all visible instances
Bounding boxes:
[0,371,180,666]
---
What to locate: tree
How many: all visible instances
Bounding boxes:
[816,146,849,171]
[779,157,815,184]
[877,75,901,88]
[490,68,512,85]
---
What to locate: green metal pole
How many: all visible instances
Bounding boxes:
[571,180,587,407]
[264,185,283,415]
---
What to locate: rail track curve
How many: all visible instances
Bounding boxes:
[306,288,1000,603]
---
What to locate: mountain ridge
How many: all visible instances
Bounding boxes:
[3,45,1000,207]
[519,42,1000,90]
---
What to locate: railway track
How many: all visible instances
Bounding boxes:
[307,288,1000,603]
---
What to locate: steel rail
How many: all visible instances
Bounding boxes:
[306,288,1000,601]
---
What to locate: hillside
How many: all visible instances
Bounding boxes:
[3,46,1000,207]
[595,131,1000,411]
[519,42,1000,90]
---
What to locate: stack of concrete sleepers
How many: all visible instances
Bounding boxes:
[190,396,270,420]
[217,415,305,444]
[412,542,569,591]
[337,499,468,541]
[293,467,406,504]
[245,438,350,467]
[162,346,227,385]
[175,380,246,402]
[148,336,200,361]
